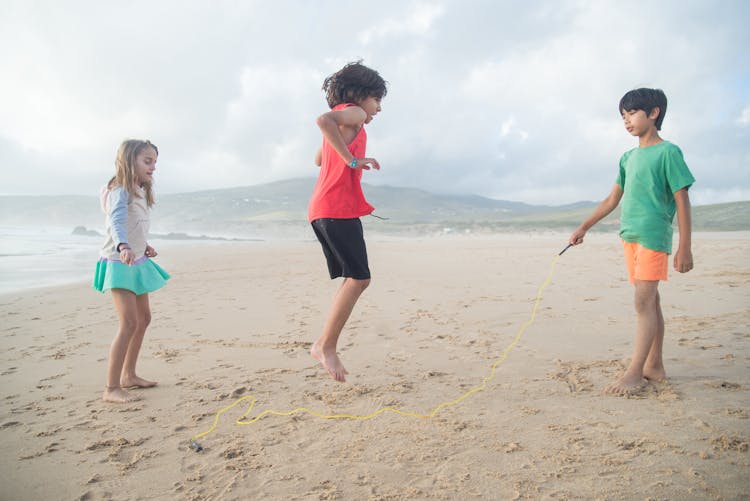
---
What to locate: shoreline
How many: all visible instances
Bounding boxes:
[2,230,749,297]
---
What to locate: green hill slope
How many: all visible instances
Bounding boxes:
[0,179,747,235]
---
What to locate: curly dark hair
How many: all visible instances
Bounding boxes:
[322,61,388,109]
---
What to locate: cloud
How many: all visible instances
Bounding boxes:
[737,106,750,127]
[359,2,445,45]
[0,0,748,205]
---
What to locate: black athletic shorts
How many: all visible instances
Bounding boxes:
[311,218,370,280]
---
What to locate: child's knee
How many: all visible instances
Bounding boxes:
[354,278,370,292]
[119,317,139,335]
[633,290,658,313]
[139,312,152,330]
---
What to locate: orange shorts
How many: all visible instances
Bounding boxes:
[622,240,668,283]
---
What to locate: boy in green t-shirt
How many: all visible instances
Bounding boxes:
[569,88,695,396]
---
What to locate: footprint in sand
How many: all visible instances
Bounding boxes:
[725,408,748,419]
[273,340,312,355]
[153,348,180,362]
[705,380,741,390]
[549,360,623,394]
[678,336,723,350]
[710,434,749,453]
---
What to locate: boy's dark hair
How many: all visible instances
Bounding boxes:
[323,61,387,109]
[619,88,668,130]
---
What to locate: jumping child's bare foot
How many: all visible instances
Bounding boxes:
[121,375,158,389]
[603,373,646,396]
[311,342,348,382]
[103,386,141,403]
[643,366,667,382]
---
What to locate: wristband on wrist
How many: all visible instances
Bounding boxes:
[348,158,358,168]
[117,243,131,252]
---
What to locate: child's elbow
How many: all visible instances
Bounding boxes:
[316,114,332,130]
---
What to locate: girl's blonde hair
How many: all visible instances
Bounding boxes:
[107,139,158,207]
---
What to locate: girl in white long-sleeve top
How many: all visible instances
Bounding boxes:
[94,139,170,403]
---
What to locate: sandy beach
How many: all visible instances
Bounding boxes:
[1,232,748,500]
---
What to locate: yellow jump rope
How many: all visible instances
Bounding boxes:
[189,244,572,452]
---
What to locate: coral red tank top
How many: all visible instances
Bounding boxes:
[308,103,375,221]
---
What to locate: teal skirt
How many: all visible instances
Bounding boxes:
[93,256,170,295]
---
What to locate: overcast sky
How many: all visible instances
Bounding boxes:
[1,0,748,205]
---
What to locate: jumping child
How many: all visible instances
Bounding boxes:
[308,61,388,382]
[94,139,170,403]
[569,88,695,396]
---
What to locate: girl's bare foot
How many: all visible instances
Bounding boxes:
[311,342,348,382]
[121,375,158,389]
[603,373,646,396]
[643,366,667,382]
[103,386,141,403]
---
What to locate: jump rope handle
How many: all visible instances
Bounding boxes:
[558,243,573,256]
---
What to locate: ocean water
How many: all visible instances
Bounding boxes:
[0,226,102,294]
[0,226,276,295]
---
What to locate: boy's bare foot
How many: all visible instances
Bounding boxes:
[103,386,141,403]
[603,373,646,396]
[311,343,348,382]
[121,375,158,389]
[643,366,667,382]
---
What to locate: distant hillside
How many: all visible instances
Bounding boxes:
[691,201,750,231]
[0,178,747,236]
[138,178,606,234]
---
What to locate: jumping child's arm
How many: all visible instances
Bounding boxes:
[569,184,623,245]
[316,106,380,170]
[673,188,693,273]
